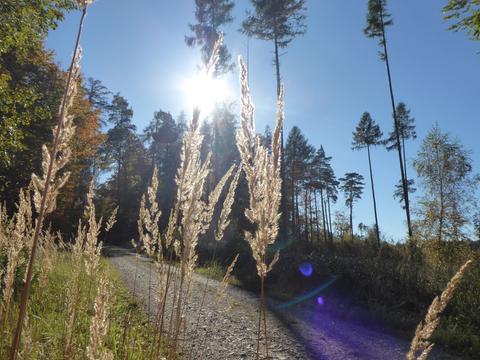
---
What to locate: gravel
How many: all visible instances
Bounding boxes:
[106,247,464,360]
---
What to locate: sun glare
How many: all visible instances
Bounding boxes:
[182,72,230,115]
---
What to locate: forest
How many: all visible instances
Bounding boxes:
[1,0,480,359]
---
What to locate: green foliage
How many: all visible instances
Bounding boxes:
[185,0,235,74]
[413,124,479,242]
[444,0,480,41]
[352,112,384,149]
[196,259,241,286]
[241,0,307,48]
[0,0,74,168]
[339,173,364,209]
[364,0,392,59]
[385,103,417,152]
[265,238,480,358]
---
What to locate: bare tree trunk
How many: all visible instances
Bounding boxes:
[367,145,381,246]
[327,196,333,242]
[379,3,413,240]
[308,191,313,243]
[349,200,354,241]
[291,163,296,240]
[320,189,327,243]
[295,190,300,241]
[304,189,308,244]
[314,190,320,242]
[438,148,445,242]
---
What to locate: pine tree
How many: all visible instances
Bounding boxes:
[311,146,330,243]
[364,0,413,239]
[324,166,339,242]
[352,112,383,246]
[443,0,480,41]
[241,0,307,96]
[101,94,140,238]
[385,102,417,207]
[242,0,307,242]
[285,126,314,241]
[143,110,183,217]
[185,0,235,75]
[339,172,365,240]
[84,77,111,123]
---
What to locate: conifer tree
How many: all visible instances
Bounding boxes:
[186,0,235,75]
[339,172,365,240]
[242,0,307,241]
[364,0,413,239]
[443,0,480,41]
[385,102,417,207]
[352,112,383,245]
[285,126,313,241]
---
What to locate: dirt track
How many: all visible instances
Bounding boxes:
[106,246,462,360]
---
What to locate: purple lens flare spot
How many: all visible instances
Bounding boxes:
[299,262,313,277]
[317,296,324,305]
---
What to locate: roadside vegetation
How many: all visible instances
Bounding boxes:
[1,0,480,359]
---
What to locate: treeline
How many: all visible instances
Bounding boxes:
[2,0,480,357]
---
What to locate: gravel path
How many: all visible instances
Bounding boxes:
[106,247,463,360]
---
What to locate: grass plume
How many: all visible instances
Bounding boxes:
[407,258,475,360]
[236,55,284,359]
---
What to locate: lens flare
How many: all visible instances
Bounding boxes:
[276,277,337,310]
[317,296,324,305]
[299,262,313,277]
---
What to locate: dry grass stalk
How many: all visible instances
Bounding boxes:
[136,166,161,258]
[83,181,104,277]
[163,34,243,358]
[87,275,113,360]
[217,254,239,302]
[236,56,284,360]
[9,2,91,354]
[63,222,87,357]
[215,165,241,241]
[1,189,33,326]
[36,228,59,286]
[105,206,118,233]
[77,0,94,8]
[407,258,474,360]
[136,167,162,315]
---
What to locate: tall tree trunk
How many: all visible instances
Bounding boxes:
[379,3,413,240]
[314,190,320,242]
[308,191,314,242]
[320,189,327,243]
[349,201,353,241]
[327,195,333,242]
[367,145,381,246]
[438,147,445,242]
[291,163,296,240]
[304,189,308,244]
[274,25,288,246]
[295,191,300,241]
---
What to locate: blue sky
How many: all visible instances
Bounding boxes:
[46,0,480,241]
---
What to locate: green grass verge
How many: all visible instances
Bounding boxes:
[195,260,241,287]
[1,253,162,359]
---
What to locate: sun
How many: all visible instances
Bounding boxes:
[182,71,230,115]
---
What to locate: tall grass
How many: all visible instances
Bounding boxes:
[1,2,478,359]
[236,56,284,359]
[407,258,475,360]
[8,0,91,357]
